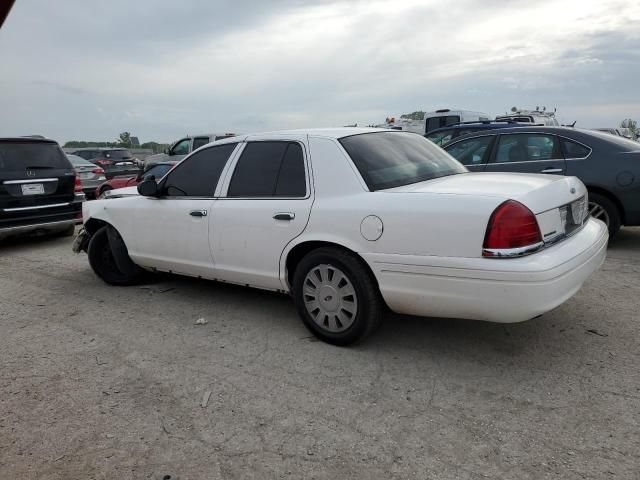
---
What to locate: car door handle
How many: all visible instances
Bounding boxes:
[541,168,563,173]
[273,212,295,221]
[189,210,207,217]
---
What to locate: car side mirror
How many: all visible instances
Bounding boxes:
[137,177,159,197]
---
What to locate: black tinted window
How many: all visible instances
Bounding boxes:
[0,141,70,171]
[144,163,173,180]
[164,143,236,196]
[426,115,460,133]
[561,139,590,158]
[340,132,467,191]
[275,143,306,196]
[446,136,494,166]
[228,142,306,197]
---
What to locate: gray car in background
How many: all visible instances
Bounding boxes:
[67,154,106,199]
[443,126,640,236]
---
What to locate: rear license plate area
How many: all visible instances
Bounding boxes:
[21,183,45,195]
[560,196,587,236]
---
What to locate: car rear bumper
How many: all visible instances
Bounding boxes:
[0,196,84,238]
[363,218,608,323]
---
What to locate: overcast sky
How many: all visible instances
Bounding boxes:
[1,0,639,143]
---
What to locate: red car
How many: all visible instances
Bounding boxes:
[95,162,177,198]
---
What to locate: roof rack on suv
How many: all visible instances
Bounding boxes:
[447,119,526,127]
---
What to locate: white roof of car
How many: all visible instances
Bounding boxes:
[214,127,392,144]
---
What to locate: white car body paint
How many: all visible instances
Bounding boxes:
[83,128,607,323]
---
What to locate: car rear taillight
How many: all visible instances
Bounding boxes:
[483,200,543,257]
[74,176,83,192]
[95,159,113,165]
[92,167,105,174]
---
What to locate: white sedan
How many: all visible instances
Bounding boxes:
[74,128,608,345]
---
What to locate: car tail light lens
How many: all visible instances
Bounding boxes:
[74,175,83,192]
[483,200,543,257]
[95,159,113,165]
[92,167,105,174]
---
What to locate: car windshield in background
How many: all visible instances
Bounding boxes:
[0,141,69,171]
[339,132,467,191]
[103,150,132,159]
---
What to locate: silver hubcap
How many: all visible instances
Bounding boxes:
[303,264,358,333]
[589,201,610,227]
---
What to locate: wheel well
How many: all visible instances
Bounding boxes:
[285,241,380,291]
[586,186,625,224]
[84,218,109,236]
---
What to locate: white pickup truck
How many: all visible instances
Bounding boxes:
[144,132,236,168]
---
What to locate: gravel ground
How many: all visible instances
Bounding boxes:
[0,228,639,479]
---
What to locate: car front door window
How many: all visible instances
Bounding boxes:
[445,135,494,167]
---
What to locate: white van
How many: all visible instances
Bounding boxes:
[424,109,491,134]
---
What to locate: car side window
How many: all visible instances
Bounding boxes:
[227,141,306,198]
[171,138,191,156]
[445,136,495,166]
[192,137,210,151]
[163,143,237,197]
[561,138,590,158]
[495,134,559,163]
[426,129,455,146]
[143,164,173,181]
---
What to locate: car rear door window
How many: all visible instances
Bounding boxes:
[561,138,591,158]
[163,143,237,197]
[445,135,495,166]
[227,142,306,197]
[495,134,559,163]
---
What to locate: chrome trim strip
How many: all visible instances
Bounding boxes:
[3,178,59,184]
[483,242,545,258]
[0,219,75,236]
[2,202,70,212]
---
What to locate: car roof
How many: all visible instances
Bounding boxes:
[0,137,58,143]
[249,127,396,140]
[72,147,129,151]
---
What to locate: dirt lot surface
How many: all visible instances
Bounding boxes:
[1,228,639,479]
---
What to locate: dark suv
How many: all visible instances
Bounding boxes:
[70,148,139,178]
[0,138,83,240]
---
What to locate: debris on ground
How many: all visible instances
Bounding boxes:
[201,390,212,408]
[586,329,608,337]
[194,318,208,326]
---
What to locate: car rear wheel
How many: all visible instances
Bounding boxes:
[87,225,145,285]
[292,247,383,345]
[588,192,621,237]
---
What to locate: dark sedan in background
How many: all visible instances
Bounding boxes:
[444,126,640,236]
[69,147,139,179]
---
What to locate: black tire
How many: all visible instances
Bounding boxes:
[588,192,621,237]
[292,247,383,346]
[87,225,145,285]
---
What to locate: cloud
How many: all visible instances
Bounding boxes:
[0,0,639,141]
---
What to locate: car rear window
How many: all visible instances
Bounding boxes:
[339,132,467,191]
[102,150,132,159]
[0,141,70,171]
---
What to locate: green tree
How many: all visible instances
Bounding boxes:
[400,111,426,121]
[118,131,132,147]
[620,119,638,139]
